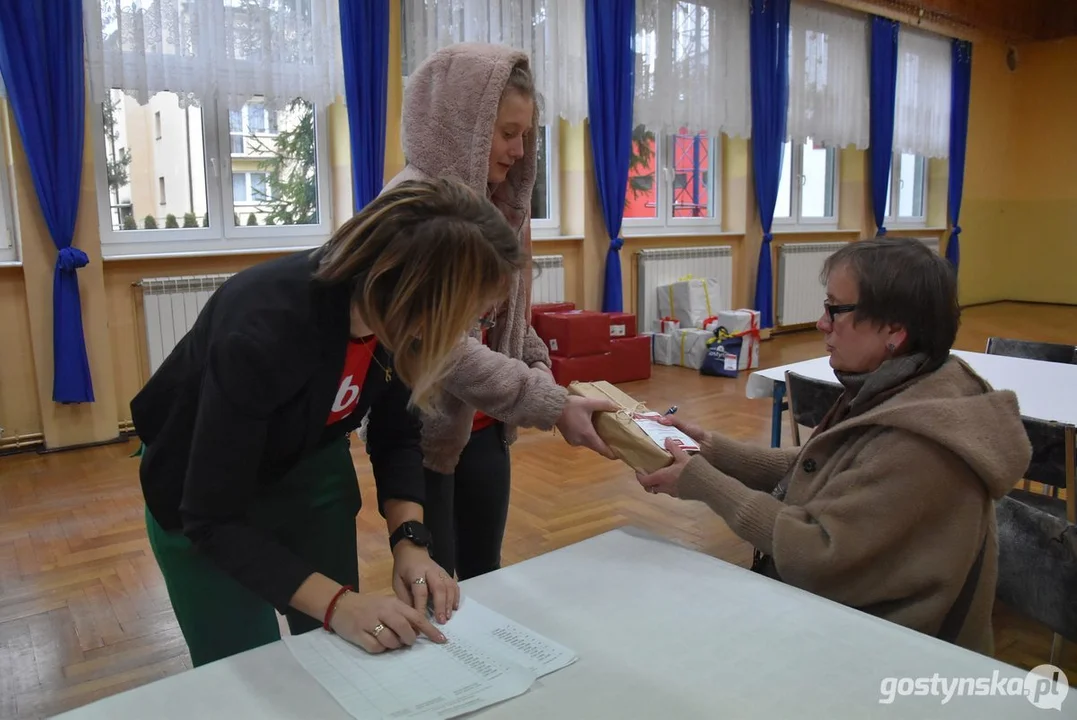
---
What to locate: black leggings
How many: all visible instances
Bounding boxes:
[423,423,511,581]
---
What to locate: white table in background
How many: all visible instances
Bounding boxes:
[54,528,1068,719]
[747,349,1077,447]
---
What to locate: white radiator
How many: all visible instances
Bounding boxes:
[532,254,565,304]
[776,242,848,326]
[636,246,733,332]
[916,237,941,254]
[139,274,233,374]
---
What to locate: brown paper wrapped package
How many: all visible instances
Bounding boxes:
[568,381,675,474]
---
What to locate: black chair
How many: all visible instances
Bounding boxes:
[784,371,844,446]
[985,337,1077,365]
[1009,418,1076,523]
[995,495,1077,665]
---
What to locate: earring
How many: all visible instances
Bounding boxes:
[886,342,896,353]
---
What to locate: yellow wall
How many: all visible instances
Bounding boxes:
[997,38,1077,303]
[0,266,39,441]
[957,39,1019,305]
[952,36,1077,306]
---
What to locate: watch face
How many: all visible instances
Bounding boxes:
[404,522,431,546]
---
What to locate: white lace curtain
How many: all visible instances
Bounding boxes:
[83,0,344,109]
[894,26,951,159]
[401,0,588,125]
[787,1,869,149]
[633,0,750,139]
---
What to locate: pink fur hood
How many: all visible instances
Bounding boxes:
[383,43,567,473]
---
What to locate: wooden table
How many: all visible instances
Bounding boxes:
[747,350,1077,447]
[54,528,1068,719]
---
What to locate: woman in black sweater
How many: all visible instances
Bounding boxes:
[131,178,524,665]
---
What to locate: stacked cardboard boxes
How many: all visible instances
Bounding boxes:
[531,304,651,386]
[648,277,763,373]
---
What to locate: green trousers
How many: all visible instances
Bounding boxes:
[145,437,362,667]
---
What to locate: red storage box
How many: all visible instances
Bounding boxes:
[609,335,652,384]
[534,311,612,358]
[606,312,638,338]
[551,352,614,387]
[531,302,576,326]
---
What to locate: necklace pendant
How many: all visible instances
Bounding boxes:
[385,367,392,382]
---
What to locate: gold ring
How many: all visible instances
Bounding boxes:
[372,623,385,637]
[413,577,426,585]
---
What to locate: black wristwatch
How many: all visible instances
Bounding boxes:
[389,521,433,553]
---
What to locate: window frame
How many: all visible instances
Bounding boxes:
[883,152,928,228]
[92,90,333,260]
[0,165,16,263]
[530,123,562,238]
[773,138,840,230]
[0,103,16,263]
[0,136,17,264]
[622,128,723,237]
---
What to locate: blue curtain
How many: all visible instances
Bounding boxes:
[0,0,94,403]
[869,16,900,237]
[340,0,389,212]
[946,40,972,269]
[749,0,791,330]
[585,0,635,313]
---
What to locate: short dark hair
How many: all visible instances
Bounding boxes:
[821,237,960,365]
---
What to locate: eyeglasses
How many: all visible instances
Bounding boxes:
[823,302,857,322]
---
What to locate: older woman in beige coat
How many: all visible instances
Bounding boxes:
[638,237,1032,655]
[378,44,617,585]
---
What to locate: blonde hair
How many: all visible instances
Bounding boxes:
[314,178,523,411]
[503,60,544,115]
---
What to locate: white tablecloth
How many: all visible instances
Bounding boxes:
[54,529,1067,719]
[746,350,1077,426]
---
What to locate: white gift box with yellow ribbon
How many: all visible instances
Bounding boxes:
[656,277,722,329]
[652,329,712,369]
[715,308,762,370]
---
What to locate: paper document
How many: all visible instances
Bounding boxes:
[284,597,577,720]
[632,413,700,452]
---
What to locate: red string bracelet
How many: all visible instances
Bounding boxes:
[323,585,353,632]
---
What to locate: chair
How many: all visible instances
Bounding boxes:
[995,495,1077,665]
[985,337,1077,365]
[1009,418,1076,523]
[784,371,844,446]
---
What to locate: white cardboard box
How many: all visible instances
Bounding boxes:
[656,278,722,329]
[653,329,712,370]
[714,309,762,370]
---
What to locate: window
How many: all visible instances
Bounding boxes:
[0,85,13,262]
[530,125,560,237]
[884,152,927,225]
[623,125,721,235]
[233,172,271,205]
[0,142,15,264]
[154,111,162,140]
[229,103,280,157]
[93,90,331,257]
[626,0,738,236]
[774,137,838,227]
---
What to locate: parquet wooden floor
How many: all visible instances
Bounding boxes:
[1,301,1075,718]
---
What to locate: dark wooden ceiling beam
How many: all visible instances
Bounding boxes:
[849,0,1077,42]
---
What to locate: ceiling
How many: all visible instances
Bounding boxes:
[854,0,1077,42]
